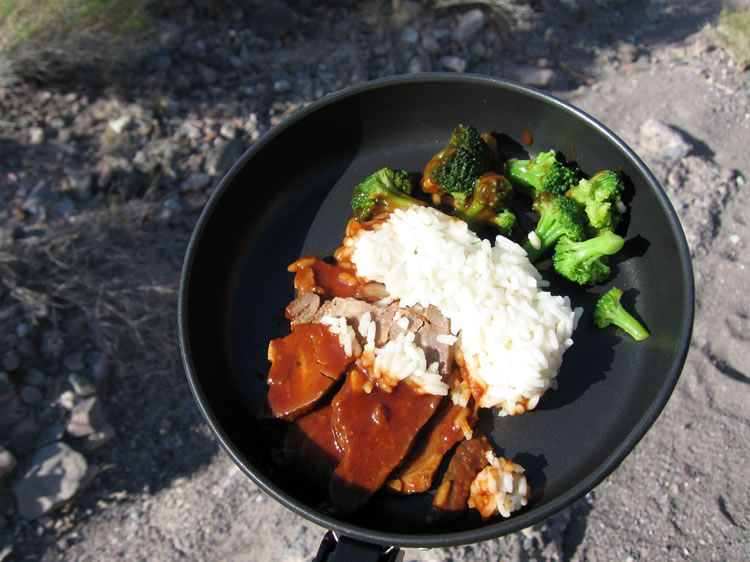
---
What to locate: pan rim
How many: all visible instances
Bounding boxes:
[177,72,695,548]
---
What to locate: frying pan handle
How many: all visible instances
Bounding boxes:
[314,530,402,562]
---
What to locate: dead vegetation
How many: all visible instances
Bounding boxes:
[0,200,188,382]
[715,4,750,71]
[0,0,155,86]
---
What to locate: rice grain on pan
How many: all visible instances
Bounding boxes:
[351,206,577,416]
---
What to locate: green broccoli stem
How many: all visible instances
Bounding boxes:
[567,230,624,267]
[454,206,515,237]
[522,212,568,262]
[608,307,650,341]
[594,287,650,341]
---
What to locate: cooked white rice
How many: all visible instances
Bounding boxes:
[469,451,529,518]
[319,310,450,396]
[350,206,577,416]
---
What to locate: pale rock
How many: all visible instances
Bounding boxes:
[66,396,107,437]
[12,442,91,519]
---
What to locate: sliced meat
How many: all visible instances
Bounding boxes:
[356,281,389,302]
[415,305,454,375]
[311,296,377,332]
[386,399,477,494]
[283,404,342,487]
[328,369,442,513]
[309,297,454,376]
[285,292,320,324]
[266,323,353,421]
[428,433,493,524]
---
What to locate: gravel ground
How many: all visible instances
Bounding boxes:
[1,1,749,560]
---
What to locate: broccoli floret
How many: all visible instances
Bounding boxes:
[593,287,650,341]
[454,172,517,237]
[552,230,624,286]
[506,150,578,199]
[421,124,493,199]
[421,126,515,235]
[351,167,424,221]
[566,169,625,233]
[522,193,588,263]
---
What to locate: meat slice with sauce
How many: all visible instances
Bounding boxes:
[287,255,388,303]
[328,369,442,513]
[266,324,354,421]
[428,433,494,523]
[386,397,478,495]
[282,404,342,487]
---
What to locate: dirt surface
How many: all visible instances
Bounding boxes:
[1,1,749,560]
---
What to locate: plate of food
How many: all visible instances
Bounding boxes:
[178,73,694,556]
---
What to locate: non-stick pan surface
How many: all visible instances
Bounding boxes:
[178,74,694,549]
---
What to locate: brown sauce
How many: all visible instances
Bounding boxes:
[428,433,493,523]
[283,404,342,486]
[328,369,442,513]
[387,398,477,494]
[266,324,353,421]
[288,256,362,298]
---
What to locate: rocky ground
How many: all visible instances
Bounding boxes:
[1,0,749,560]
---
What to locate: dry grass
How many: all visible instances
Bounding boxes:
[0,0,154,85]
[716,4,750,70]
[0,200,187,381]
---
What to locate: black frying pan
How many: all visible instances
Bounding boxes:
[178,74,694,558]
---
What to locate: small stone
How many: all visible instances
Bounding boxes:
[67,171,94,200]
[81,423,116,452]
[181,172,212,192]
[204,138,245,176]
[12,442,90,519]
[399,26,419,45]
[0,445,17,478]
[638,118,692,162]
[57,128,73,143]
[29,126,45,145]
[15,323,31,338]
[421,34,440,54]
[107,115,133,134]
[408,55,432,73]
[57,390,77,410]
[68,373,95,397]
[67,396,106,437]
[505,64,556,88]
[2,350,19,373]
[19,386,43,405]
[618,42,639,63]
[156,198,183,223]
[219,122,238,140]
[453,8,486,42]
[439,55,467,73]
[273,79,292,93]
